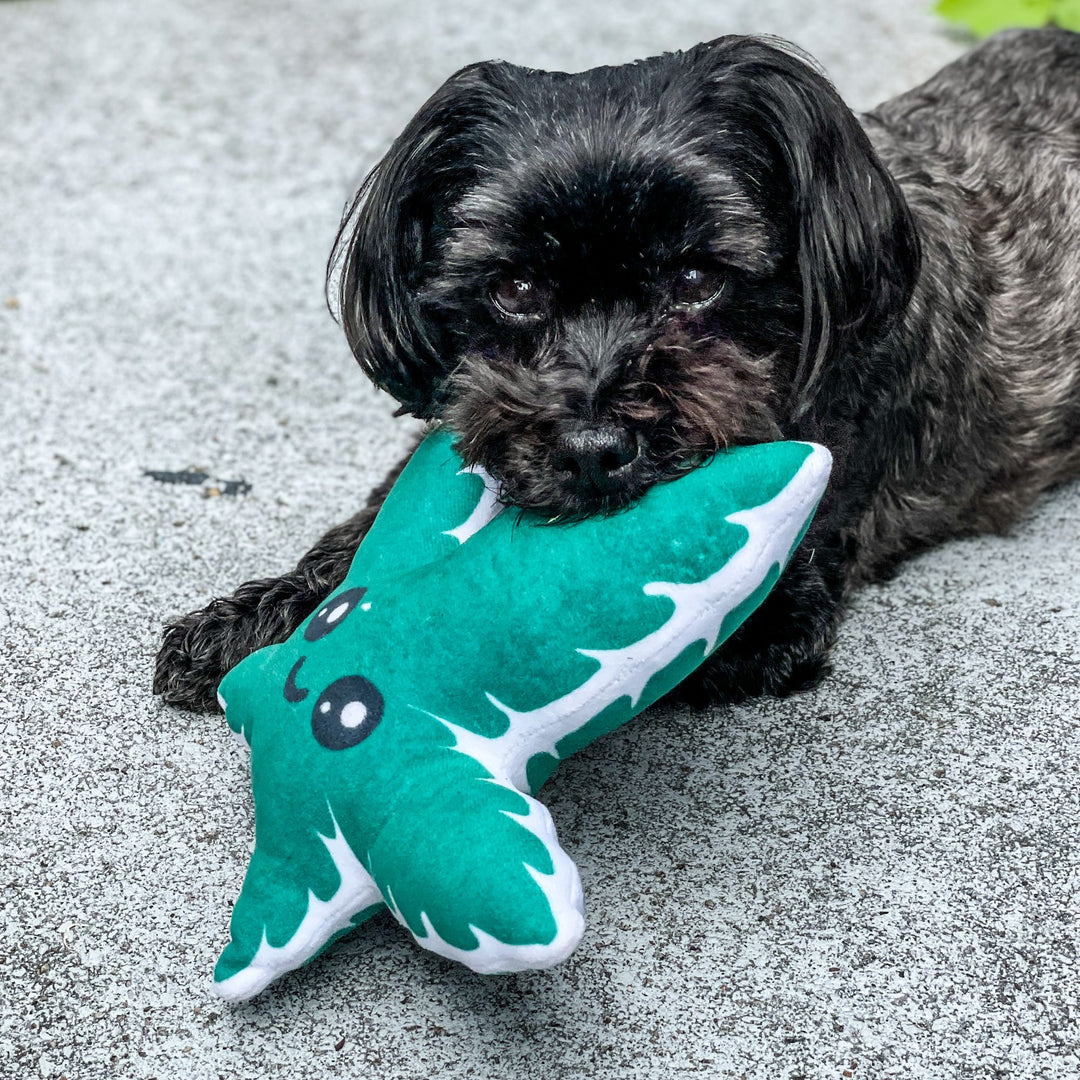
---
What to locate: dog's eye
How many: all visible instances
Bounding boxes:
[672,267,724,309]
[491,277,548,320]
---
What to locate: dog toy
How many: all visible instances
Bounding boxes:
[935,0,1080,36]
[212,427,831,1000]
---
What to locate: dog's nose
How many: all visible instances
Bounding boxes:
[554,425,640,490]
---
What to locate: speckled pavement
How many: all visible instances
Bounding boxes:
[2,2,1077,1078]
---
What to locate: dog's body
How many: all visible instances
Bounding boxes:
[155,29,1080,714]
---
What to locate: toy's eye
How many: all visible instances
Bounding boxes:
[311,676,384,751]
[671,266,724,309]
[304,588,368,642]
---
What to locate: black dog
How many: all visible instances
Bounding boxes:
[154,29,1080,714]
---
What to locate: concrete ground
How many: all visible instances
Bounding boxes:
[1,1,1077,1077]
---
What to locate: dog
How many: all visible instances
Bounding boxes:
[154,28,1080,715]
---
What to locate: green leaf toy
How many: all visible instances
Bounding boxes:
[212,427,831,1000]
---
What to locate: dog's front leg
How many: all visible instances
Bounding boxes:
[152,452,412,713]
[662,535,845,708]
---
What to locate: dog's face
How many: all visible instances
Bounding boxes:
[331,36,918,516]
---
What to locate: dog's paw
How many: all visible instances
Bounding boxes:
[663,643,831,710]
[153,607,234,713]
[153,575,330,713]
[659,552,841,710]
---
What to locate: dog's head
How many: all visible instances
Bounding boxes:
[330,36,919,516]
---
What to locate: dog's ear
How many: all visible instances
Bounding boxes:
[328,63,506,418]
[691,37,920,400]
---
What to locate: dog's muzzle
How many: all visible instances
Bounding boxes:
[552,423,642,500]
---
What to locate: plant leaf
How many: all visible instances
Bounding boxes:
[935,0,1056,36]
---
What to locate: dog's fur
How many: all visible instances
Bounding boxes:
[154,29,1080,714]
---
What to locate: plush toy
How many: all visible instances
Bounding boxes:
[211,427,831,1000]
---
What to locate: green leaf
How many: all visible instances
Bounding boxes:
[1054,0,1080,28]
[935,0,1058,36]
[935,0,1080,34]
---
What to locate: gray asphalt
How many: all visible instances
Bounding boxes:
[2,2,1077,1078]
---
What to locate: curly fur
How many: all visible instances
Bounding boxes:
[152,456,412,712]
[156,29,1080,713]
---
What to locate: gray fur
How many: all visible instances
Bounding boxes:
[848,27,1080,583]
